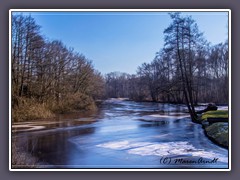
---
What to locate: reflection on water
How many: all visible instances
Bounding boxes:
[12,99,228,168]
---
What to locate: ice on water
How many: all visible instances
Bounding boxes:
[97,140,228,163]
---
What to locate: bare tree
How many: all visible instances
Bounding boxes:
[12,14,105,114]
[163,13,206,121]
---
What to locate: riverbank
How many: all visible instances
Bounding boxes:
[12,139,39,168]
[11,99,228,168]
[199,110,229,148]
[12,94,100,122]
[12,138,54,168]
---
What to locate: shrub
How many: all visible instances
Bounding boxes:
[12,93,97,122]
[48,92,97,113]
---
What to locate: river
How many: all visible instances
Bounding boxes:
[12,99,229,169]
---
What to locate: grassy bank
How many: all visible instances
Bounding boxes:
[201,110,228,121]
[12,98,54,122]
[12,93,97,122]
[200,110,229,148]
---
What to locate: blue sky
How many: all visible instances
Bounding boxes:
[12,11,229,74]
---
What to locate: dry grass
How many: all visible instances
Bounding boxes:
[12,93,97,122]
[49,93,97,113]
[12,97,54,122]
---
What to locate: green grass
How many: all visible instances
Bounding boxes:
[201,110,228,120]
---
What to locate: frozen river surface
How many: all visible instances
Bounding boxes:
[12,99,228,169]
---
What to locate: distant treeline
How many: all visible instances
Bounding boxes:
[11,13,229,122]
[105,13,229,105]
[11,15,105,121]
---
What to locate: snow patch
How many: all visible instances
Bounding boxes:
[140,114,189,122]
[98,125,137,133]
[148,114,189,118]
[105,98,129,103]
[12,124,45,132]
[96,140,152,150]
[218,106,228,110]
[96,140,228,163]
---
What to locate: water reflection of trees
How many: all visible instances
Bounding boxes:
[17,127,96,164]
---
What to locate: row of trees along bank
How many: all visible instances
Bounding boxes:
[11,13,228,123]
[105,13,228,122]
[11,15,105,121]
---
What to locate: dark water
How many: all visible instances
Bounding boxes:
[13,99,228,169]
